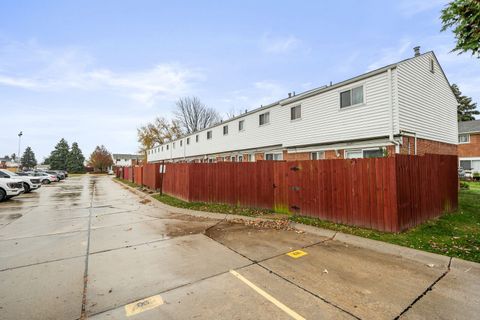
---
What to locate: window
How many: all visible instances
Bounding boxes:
[173,142,175,149]
[0,171,10,178]
[345,150,362,159]
[259,112,270,126]
[238,155,243,162]
[340,85,364,108]
[166,145,169,150]
[161,146,164,151]
[311,151,325,160]
[196,135,199,143]
[231,155,236,162]
[265,153,283,161]
[363,148,385,158]
[186,138,190,145]
[460,160,472,170]
[291,105,301,120]
[238,120,245,131]
[116,158,120,162]
[223,125,228,135]
[459,134,470,144]
[430,58,435,73]
[180,140,183,147]
[207,131,212,139]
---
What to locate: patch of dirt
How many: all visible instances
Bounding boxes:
[139,198,151,204]
[229,218,303,232]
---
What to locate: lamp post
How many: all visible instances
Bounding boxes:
[17,131,23,167]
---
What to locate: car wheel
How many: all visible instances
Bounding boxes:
[42,179,51,185]
[0,189,6,202]
[23,183,31,193]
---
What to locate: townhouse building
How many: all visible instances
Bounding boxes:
[458,120,480,172]
[147,48,458,164]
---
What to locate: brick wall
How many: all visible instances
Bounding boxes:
[283,151,311,161]
[399,137,457,156]
[458,133,480,157]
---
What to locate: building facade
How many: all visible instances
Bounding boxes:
[147,50,458,163]
[112,154,141,167]
[458,120,480,172]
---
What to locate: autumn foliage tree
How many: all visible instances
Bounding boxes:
[88,145,113,173]
[137,117,183,158]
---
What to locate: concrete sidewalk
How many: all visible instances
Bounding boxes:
[0,175,478,319]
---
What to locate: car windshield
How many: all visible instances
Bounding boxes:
[2,170,18,176]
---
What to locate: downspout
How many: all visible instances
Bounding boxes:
[388,68,401,153]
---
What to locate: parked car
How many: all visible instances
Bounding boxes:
[0,177,24,202]
[108,169,114,175]
[0,169,41,193]
[45,170,65,180]
[31,172,58,184]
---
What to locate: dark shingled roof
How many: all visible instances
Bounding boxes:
[458,120,480,134]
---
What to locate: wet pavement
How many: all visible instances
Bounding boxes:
[0,175,478,319]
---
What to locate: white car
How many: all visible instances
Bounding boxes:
[31,172,58,184]
[0,177,24,202]
[0,169,42,193]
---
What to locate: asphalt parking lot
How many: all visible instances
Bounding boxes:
[0,175,478,319]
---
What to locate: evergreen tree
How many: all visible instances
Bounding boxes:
[67,142,86,173]
[20,147,37,169]
[48,138,70,170]
[452,84,479,121]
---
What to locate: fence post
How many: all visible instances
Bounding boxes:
[159,160,165,195]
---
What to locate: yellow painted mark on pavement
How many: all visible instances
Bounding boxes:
[125,295,164,317]
[286,250,308,259]
[229,270,306,320]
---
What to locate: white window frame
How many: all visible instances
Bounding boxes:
[310,151,325,160]
[344,147,385,159]
[207,131,212,140]
[223,125,228,135]
[430,58,435,73]
[259,112,270,126]
[339,84,365,109]
[238,119,245,132]
[196,135,199,143]
[265,152,283,161]
[290,105,301,121]
[459,134,470,144]
[186,137,190,145]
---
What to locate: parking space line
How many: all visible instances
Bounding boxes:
[125,295,164,316]
[229,269,306,320]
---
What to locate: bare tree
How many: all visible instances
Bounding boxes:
[137,117,183,158]
[174,96,221,134]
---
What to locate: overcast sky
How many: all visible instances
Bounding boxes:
[0,0,479,161]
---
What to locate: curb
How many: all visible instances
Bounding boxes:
[113,178,479,271]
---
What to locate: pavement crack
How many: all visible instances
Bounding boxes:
[394,257,452,319]
[80,179,95,319]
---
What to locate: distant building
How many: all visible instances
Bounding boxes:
[0,157,19,169]
[147,49,458,164]
[112,154,142,167]
[458,120,480,172]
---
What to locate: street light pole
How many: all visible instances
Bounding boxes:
[17,131,23,167]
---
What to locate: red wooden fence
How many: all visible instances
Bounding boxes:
[116,154,458,232]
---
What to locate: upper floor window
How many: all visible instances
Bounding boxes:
[180,140,183,147]
[223,125,228,135]
[196,135,199,142]
[161,146,164,151]
[239,120,245,131]
[207,131,212,139]
[430,58,435,73]
[340,85,364,108]
[173,142,176,149]
[259,112,270,126]
[187,137,190,145]
[166,145,169,150]
[459,134,470,144]
[291,105,301,120]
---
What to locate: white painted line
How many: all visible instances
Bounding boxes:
[229,270,306,320]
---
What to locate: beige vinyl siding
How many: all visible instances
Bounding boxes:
[397,52,458,144]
